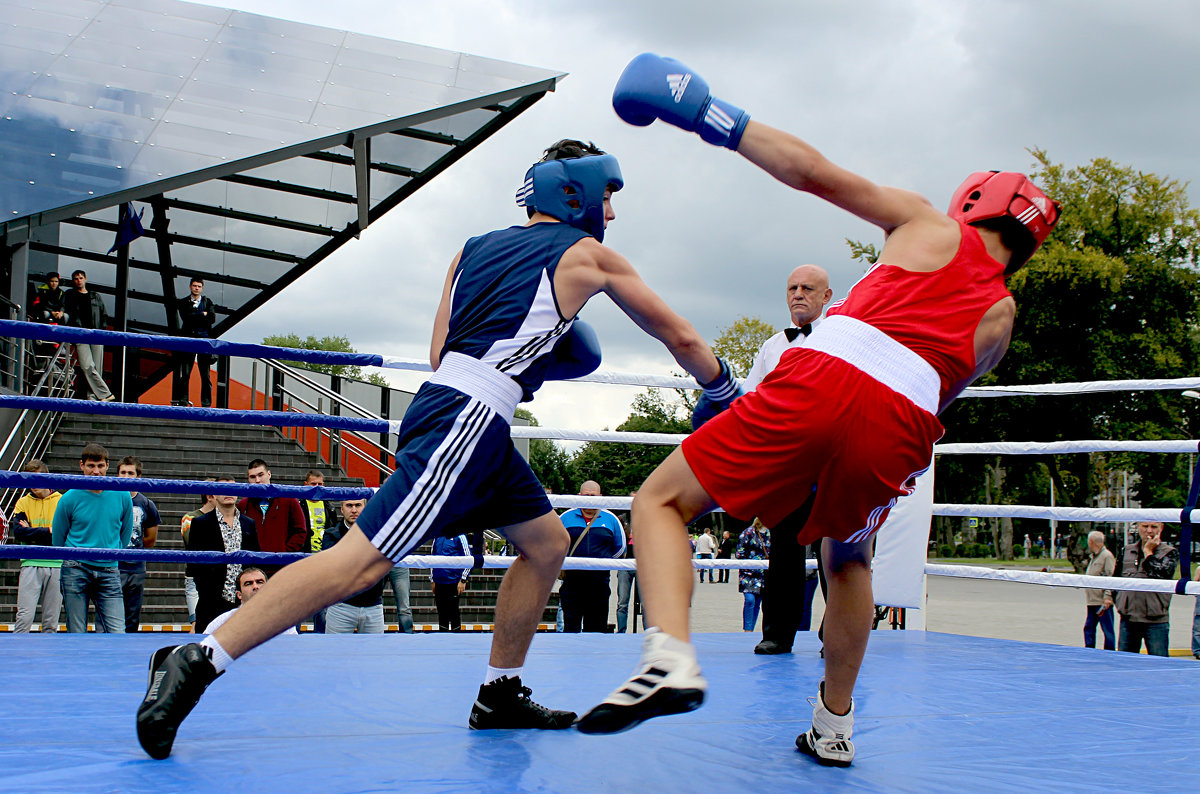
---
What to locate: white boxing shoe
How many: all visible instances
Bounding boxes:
[796,682,855,767]
[576,627,706,734]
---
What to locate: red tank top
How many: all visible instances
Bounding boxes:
[826,221,1011,403]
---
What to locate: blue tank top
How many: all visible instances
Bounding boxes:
[443,222,591,400]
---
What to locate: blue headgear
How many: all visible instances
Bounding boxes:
[515,154,623,243]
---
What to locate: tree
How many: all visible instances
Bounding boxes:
[514,407,573,494]
[262,333,389,386]
[712,316,777,378]
[568,390,689,496]
[845,238,880,265]
[939,151,1200,570]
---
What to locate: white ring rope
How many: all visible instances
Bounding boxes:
[935,439,1200,455]
[547,495,1198,524]
[960,376,1200,398]
[379,355,694,390]
[381,351,1200,397]
[406,556,1200,595]
[932,504,1196,523]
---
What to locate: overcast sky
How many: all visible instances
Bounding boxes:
[210,0,1200,435]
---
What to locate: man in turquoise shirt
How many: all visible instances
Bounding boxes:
[52,442,134,633]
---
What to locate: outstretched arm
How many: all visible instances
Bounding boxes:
[556,240,720,385]
[612,53,941,235]
[736,122,936,234]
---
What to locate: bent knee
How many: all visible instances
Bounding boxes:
[517,521,569,564]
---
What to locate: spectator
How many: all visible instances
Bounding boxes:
[1192,567,1199,660]
[116,456,161,633]
[10,459,63,632]
[715,529,736,585]
[736,520,770,633]
[322,498,385,634]
[1108,521,1177,657]
[742,265,832,655]
[385,565,414,634]
[180,482,216,628]
[238,458,305,573]
[172,277,216,407]
[695,527,717,583]
[202,568,297,635]
[300,469,337,632]
[615,493,638,634]
[189,477,259,633]
[300,470,337,553]
[431,533,471,631]
[1023,534,1032,558]
[31,271,67,324]
[27,272,69,381]
[1082,530,1116,650]
[52,443,133,632]
[62,269,114,402]
[559,480,626,633]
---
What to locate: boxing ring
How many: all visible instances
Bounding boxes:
[0,319,1198,792]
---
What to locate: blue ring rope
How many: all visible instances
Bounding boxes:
[0,318,384,367]
[0,545,307,565]
[0,471,376,500]
[0,395,390,432]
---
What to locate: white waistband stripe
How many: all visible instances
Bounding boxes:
[805,316,940,414]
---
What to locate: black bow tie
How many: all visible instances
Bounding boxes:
[785,324,812,343]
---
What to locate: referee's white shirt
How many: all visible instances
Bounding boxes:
[742,317,821,392]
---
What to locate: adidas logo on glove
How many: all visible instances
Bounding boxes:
[667,73,691,102]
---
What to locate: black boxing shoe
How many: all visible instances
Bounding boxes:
[136,643,221,759]
[469,675,576,730]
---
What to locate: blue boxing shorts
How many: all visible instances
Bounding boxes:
[356,353,552,561]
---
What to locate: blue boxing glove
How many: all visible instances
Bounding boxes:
[542,320,602,382]
[692,358,743,430]
[613,53,751,150]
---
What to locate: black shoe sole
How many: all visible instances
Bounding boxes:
[795,733,852,768]
[468,710,577,731]
[575,687,705,735]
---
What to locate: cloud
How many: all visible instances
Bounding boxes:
[218,0,1200,432]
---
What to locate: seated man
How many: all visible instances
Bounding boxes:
[204,568,297,635]
[136,138,732,760]
[579,54,1060,770]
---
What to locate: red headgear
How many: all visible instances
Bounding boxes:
[948,171,1060,264]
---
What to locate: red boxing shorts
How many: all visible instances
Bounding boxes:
[681,347,943,544]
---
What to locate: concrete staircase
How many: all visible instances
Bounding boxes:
[1,413,558,630]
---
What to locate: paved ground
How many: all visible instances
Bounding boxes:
[609,569,1199,653]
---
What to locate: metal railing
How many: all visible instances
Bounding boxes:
[0,342,73,539]
[252,358,395,478]
[0,295,23,393]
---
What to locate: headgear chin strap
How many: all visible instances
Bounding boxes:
[515,154,624,243]
[948,171,1061,264]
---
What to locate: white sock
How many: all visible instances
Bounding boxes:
[485,665,522,685]
[199,635,234,673]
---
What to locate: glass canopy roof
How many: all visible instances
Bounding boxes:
[0,0,563,352]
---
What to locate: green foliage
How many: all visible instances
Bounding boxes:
[712,316,777,378]
[568,390,690,496]
[939,150,1200,571]
[262,333,381,383]
[515,408,573,494]
[845,238,881,265]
